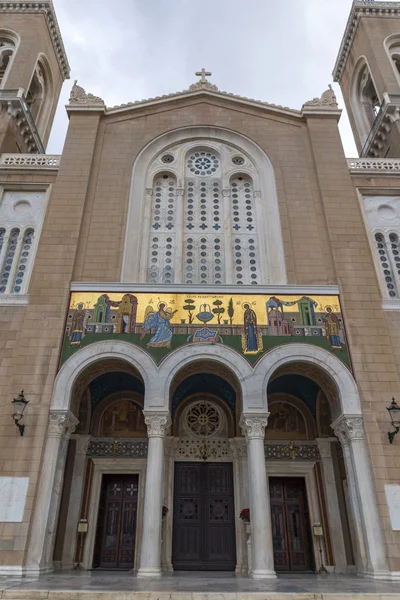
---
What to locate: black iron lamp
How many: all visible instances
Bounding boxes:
[387,397,400,444]
[11,390,29,436]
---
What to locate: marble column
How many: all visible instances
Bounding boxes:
[61,435,91,569]
[316,438,347,573]
[25,410,78,574]
[222,188,234,283]
[332,416,388,579]
[138,411,171,577]
[240,414,276,579]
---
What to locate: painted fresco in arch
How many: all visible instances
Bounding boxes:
[61,292,351,369]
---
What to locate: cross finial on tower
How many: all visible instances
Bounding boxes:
[195,68,212,83]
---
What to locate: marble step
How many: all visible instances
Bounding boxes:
[2,592,400,600]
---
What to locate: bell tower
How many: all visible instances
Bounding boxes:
[334,1,400,158]
[0,0,70,154]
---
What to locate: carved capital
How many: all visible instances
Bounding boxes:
[176,188,185,196]
[240,414,269,440]
[144,412,171,438]
[222,188,230,197]
[254,190,261,198]
[332,416,365,444]
[48,411,78,439]
[145,188,153,196]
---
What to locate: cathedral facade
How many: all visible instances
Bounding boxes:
[1,0,400,580]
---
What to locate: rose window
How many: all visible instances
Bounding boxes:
[186,401,221,436]
[187,152,219,176]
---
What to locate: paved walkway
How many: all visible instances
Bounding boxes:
[0,571,400,598]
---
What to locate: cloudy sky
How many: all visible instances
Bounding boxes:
[47,0,385,157]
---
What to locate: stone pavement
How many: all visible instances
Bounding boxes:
[0,571,400,599]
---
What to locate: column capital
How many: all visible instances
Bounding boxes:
[145,188,153,196]
[48,411,78,439]
[176,188,185,196]
[144,411,171,438]
[240,413,269,440]
[222,188,230,197]
[332,415,365,443]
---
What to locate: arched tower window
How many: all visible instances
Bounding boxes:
[351,60,380,147]
[123,126,287,285]
[0,31,17,87]
[26,55,53,136]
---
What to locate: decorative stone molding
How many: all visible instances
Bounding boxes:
[175,437,231,461]
[303,85,338,109]
[144,412,171,438]
[48,411,78,439]
[69,80,104,105]
[188,80,219,92]
[0,1,70,80]
[360,95,400,158]
[176,188,184,196]
[332,416,365,443]
[333,1,400,83]
[87,438,148,458]
[347,157,400,173]
[240,414,269,440]
[0,154,61,169]
[264,441,320,461]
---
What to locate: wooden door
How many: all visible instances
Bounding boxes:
[94,474,138,569]
[172,462,236,571]
[269,477,313,571]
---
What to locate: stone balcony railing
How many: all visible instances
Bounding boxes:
[347,157,400,173]
[0,153,61,169]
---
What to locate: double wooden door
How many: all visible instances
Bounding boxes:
[172,462,236,571]
[93,474,138,569]
[270,477,313,571]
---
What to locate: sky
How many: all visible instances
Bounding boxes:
[47,0,386,157]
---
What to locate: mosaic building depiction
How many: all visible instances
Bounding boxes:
[3,0,400,584]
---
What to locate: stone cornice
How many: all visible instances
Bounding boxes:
[333,1,400,83]
[105,88,301,120]
[0,0,70,80]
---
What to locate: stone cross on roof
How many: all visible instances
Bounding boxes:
[189,68,218,92]
[195,68,212,83]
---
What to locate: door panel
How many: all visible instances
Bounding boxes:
[269,477,313,572]
[95,474,138,569]
[172,462,236,571]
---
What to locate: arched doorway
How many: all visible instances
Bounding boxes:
[166,361,242,572]
[53,358,147,571]
[266,364,353,573]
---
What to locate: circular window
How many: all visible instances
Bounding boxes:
[185,401,222,437]
[232,156,245,166]
[188,152,219,175]
[161,154,174,164]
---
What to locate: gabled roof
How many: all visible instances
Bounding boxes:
[333,1,400,82]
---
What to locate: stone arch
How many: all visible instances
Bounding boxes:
[50,340,157,412]
[255,343,361,418]
[157,343,256,412]
[27,52,54,138]
[121,125,286,285]
[384,33,400,85]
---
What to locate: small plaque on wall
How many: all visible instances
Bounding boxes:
[385,484,400,530]
[0,477,29,522]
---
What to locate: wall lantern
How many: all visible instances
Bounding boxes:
[11,390,29,436]
[387,397,400,444]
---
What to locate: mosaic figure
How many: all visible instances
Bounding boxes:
[140,303,177,348]
[69,303,87,346]
[323,306,342,351]
[242,303,262,354]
